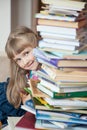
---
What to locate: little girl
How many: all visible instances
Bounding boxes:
[5,26,41,109]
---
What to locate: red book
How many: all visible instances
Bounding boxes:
[15,112,38,130]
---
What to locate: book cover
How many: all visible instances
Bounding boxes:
[33,47,87,68]
[37,18,86,28]
[36,109,82,119]
[42,38,85,47]
[35,13,76,22]
[35,119,60,129]
[36,114,87,125]
[51,50,87,60]
[36,112,87,125]
[35,119,87,130]
[44,98,87,108]
[41,64,87,82]
[38,40,83,51]
[40,31,86,41]
[29,79,87,99]
[37,83,87,99]
[41,0,86,11]
[38,75,87,88]
[37,82,87,95]
[35,119,76,129]
[15,112,37,130]
[21,99,36,115]
[37,25,79,36]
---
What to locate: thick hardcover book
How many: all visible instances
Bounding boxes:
[33,47,87,68]
[36,112,87,125]
[15,112,37,130]
[42,38,86,47]
[37,25,81,36]
[21,99,36,115]
[37,81,87,95]
[35,119,60,129]
[51,50,87,60]
[41,64,87,82]
[37,18,86,28]
[29,79,87,99]
[33,98,87,114]
[37,83,87,99]
[44,98,87,108]
[41,0,86,11]
[35,13,76,22]
[35,119,87,130]
[40,31,86,41]
[38,40,85,51]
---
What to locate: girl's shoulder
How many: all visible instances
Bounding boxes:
[0,78,9,93]
[0,78,9,103]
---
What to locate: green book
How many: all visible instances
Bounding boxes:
[37,83,87,99]
[29,79,87,99]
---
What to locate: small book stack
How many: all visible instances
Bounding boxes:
[23,0,87,129]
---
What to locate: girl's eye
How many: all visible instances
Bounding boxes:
[16,58,21,63]
[24,51,29,56]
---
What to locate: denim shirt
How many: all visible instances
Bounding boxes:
[0,78,26,125]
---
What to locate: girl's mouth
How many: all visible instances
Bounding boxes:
[24,61,34,69]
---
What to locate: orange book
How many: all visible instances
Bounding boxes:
[37,18,87,28]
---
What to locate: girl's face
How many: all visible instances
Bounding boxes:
[13,47,40,71]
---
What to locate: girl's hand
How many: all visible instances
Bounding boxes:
[20,93,31,104]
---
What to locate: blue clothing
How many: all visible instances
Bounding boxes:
[0,78,26,125]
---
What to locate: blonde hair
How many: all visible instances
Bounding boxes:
[5,26,38,108]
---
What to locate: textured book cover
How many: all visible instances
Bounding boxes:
[15,112,37,130]
[41,0,86,11]
[37,18,86,29]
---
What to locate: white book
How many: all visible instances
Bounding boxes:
[37,25,78,36]
[37,83,55,98]
[39,78,60,92]
[39,40,82,51]
[44,98,87,107]
[43,38,82,46]
[21,105,36,115]
[35,13,76,22]
[40,31,86,40]
[39,81,87,93]
[41,0,86,11]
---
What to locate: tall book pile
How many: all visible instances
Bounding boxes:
[26,0,87,129]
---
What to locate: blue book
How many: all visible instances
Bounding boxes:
[36,112,87,125]
[35,119,61,129]
[21,99,36,115]
[51,50,87,60]
[35,119,77,129]
[35,119,87,129]
[36,109,82,119]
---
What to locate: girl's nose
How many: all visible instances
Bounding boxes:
[22,58,27,66]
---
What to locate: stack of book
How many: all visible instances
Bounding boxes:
[24,78,87,129]
[35,0,87,71]
[22,0,87,129]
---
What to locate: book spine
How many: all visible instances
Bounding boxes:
[33,48,59,68]
[53,91,87,99]
[38,19,86,29]
[37,25,77,36]
[37,82,87,99]
[36,113,87,125]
